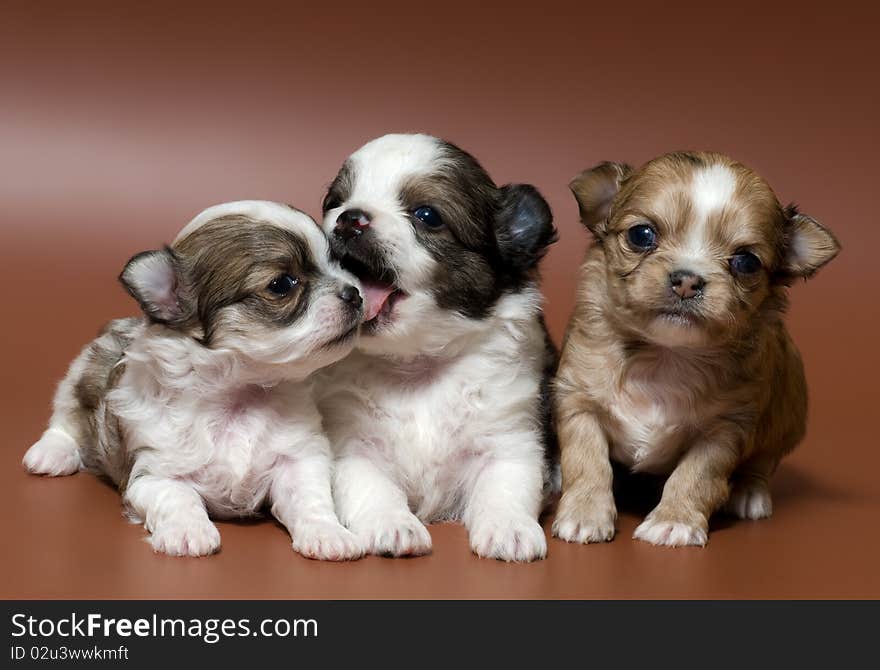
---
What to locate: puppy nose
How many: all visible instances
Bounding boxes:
[338,284,362,308]
[334,209,371,241]
[669,269,705,300]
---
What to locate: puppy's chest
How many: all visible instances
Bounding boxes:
[605,357,716,473]
[374,379,490,518]
[177,391,289,507]
[339,360,489,467]
[201,400,273,479]
[375,374,482,460]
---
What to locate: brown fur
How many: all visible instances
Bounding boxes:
[158,216,316,343]
[553,151,839,547]
[67,317,140,485]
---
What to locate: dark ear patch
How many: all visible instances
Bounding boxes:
[569,162,632,235]
[322,160,354,214]
[119,248,193,326]
[495,184,557,272]
[781,204,840,278]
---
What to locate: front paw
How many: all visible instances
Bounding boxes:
[552,496,617,544]
[633,507,707,547]
[469,514,547,562]
[292,520,364,561]
[352,511,432,557]
[23,430,81,476]
[149,517,221,557]
[726,481,773,520]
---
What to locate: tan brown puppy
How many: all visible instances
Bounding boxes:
[552,152,839,547]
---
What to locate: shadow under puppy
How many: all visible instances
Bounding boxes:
[23,201,365,560]
[553,153,839,547]
[317,134,558,562]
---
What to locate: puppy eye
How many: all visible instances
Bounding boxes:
[413,205,444,229]
[626,224,657,250]
[729,251,762,275]
[267,274,299,297]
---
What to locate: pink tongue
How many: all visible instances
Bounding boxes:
[360,280,395,321]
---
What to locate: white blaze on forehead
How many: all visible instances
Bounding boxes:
[347,133,443,206]
[174,200,330,262]
[678,163,738,265]
[690,163,737,220]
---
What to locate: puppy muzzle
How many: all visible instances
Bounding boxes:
[328,231,397,286]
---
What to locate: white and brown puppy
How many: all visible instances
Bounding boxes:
[23,201,365,560]
[316,134,558,562]
[553,153,839,547]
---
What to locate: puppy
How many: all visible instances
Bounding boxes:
[23,201,364,560]
[315,133,558,562]
[553,153,839,547]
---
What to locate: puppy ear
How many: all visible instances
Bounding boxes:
[781,205,840,278]
[569,162,632,236]
[495,184,558,272]
[119,247,193,325]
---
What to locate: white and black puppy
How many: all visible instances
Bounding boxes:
[316,134,558,562]
[23,201,364,560]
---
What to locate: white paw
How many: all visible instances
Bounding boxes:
[148,517,221,557]
[726,483,773,520]
[469,514,547,562]
[633,517,707,547]
[553,506,616,544]
[292,520,364,561]
[23,430,81,476]
[353,511,432,557]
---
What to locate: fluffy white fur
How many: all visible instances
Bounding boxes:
[24,201,363,560]
[690,164,737,221]
[316,289,549,561]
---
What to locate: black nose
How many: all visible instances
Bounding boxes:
[334,209,371,241]
[338,284,362,309]
[670,269,705,300]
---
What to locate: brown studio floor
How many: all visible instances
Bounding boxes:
[1,449,878,599]
[2,1,879,599]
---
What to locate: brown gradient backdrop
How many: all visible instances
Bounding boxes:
[1,0,878,599]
